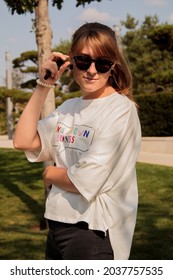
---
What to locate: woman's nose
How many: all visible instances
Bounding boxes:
[87,62,97,74]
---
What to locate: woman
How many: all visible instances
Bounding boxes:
[13,22,141,260]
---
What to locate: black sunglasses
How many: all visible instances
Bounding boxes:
[73,55,114,73]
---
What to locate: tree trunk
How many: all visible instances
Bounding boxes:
[35,0,55,229]
[35,0,55,118]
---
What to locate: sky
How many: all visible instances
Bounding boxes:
[0,0,173,85]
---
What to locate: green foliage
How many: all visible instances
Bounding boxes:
[55,90,81,106]
[13,51,38,67]
[12,51,38,89]
[0,87,31,103]
[149,24,173,52]
[4,0,106,14]
[135,92,173,136]
[141,14,159,30]
[121,15,173,94]
[53,39,71,54]
[75,0,103,6]
[121,14,139,29]
[52,0,103,9]
[21,79,37,89]
[3,0,37,14]
[0,87,32,134]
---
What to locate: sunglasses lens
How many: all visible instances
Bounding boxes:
[74,56,91,71]
[74,55,113,73]
[96,60,113,73]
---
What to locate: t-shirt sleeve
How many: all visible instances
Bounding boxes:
[25,110,59,163]
[67,101,141,202]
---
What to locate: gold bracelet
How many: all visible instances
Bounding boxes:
[36,79,55,89]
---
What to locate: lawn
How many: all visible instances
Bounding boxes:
[0,148,173,260]
[0,148,46,260]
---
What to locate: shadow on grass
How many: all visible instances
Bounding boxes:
[1,178,44,220]
[0,228,46,260]
[0,149,44,220]
[1,240,45,260]
[0,149,47,259]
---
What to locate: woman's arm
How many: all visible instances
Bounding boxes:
[13,86,50,151]
[42,165,79,193]
[13,52,70,151]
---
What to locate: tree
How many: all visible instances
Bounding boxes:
[12,50,38,89]
[121,13,138,30]
[121,15,173,94]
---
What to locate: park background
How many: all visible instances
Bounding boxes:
[0,0,173,259]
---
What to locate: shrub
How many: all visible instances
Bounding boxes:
[135,92,173,136]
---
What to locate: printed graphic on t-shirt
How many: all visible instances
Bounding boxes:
[51,122,95,154]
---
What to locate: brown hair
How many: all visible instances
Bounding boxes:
[70,22,133,100]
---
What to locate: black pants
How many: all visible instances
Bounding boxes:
[45,220,113,260]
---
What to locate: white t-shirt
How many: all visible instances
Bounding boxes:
[25,92,141,259]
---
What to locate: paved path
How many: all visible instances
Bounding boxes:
[137,152,173,167]
[0,135,173,167]
[0,135,13,148]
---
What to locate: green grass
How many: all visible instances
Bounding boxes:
[130,163,173,260]
[0,149,173,259]
[0,148,47,260]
